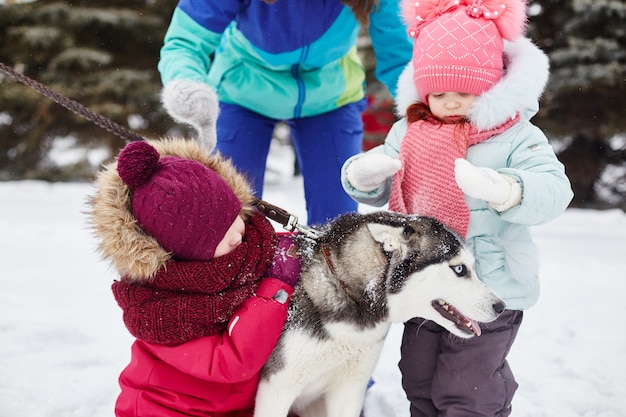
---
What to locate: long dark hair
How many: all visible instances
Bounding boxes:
[262,0,379,26]
[406,101,438,125]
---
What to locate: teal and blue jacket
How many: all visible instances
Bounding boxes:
[159,0,413,120]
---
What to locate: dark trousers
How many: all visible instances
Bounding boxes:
[399,310,523,417]
[216,100,366,225]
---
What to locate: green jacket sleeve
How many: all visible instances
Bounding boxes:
[158,7,224,86]
[368,0,413,97]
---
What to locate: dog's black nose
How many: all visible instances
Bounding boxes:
[493,301,506,314]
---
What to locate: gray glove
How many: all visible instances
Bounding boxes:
[161,79,219,152]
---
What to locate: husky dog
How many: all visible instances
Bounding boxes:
[156,83,504,417]
[254,211,505,417]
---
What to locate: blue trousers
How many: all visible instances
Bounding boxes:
[215,100,365,225]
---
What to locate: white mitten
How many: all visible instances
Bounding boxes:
[161,79,219,152]
[454,158,522,211]
[346,153,402,192]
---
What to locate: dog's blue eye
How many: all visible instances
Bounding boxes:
[451,264,467,277]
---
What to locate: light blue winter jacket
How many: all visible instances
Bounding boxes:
[341,38,574,310]
[158,0,412,120]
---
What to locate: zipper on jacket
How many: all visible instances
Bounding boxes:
[291,45,309,118]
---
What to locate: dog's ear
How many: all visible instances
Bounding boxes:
[367,223,407,254]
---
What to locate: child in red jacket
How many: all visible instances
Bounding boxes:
[88,139,300,417]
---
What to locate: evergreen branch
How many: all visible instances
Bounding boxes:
[0,61,145,143]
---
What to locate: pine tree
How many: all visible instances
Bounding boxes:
[1,1,624,209]
[527,0,626,208]
[0,0,180,180]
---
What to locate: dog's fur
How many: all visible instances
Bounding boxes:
[254,211,505,417]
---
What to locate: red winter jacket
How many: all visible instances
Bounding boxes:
[114,278,292,417]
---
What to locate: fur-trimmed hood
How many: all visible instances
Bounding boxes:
[394,37,550,131]
[87,138,256,281]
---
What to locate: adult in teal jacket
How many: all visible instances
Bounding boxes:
[158,0,412,225]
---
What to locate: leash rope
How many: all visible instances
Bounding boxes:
[0,62,319,237]
[0,61,146,143]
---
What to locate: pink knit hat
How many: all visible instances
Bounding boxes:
[401,0,527,102]
[116,141,242,261]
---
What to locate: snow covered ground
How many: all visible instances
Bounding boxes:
[1,145,625,416]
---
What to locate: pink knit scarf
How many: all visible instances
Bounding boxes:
[389,116,519,237]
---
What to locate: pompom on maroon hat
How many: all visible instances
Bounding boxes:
[116,141,242,261]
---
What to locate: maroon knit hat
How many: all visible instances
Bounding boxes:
[116,141,242,261]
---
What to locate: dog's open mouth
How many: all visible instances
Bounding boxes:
[432,299,481,336]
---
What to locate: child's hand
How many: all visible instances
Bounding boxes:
[266,235,301,288]
[346,154,402,192]
[161,79,219,151]
[454,159,522,211]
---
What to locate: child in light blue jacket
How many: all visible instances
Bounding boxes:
[341,1,573,415]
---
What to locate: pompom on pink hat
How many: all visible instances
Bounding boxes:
[401,0,528,103]
[116,141,242,261]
